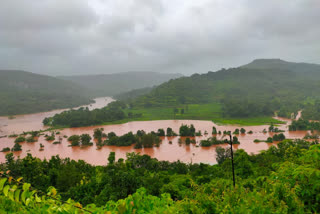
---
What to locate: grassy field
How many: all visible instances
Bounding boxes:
[101,103,284,126]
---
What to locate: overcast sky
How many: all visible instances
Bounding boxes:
[0,0,319,76]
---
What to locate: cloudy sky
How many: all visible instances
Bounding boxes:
[0,0,319,75]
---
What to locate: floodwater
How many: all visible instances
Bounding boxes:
[0,99,308,165]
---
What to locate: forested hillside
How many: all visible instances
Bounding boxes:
[0,70,92,116]
[129,59,320,119]
[58,72,183,97]
[0,139,319,213]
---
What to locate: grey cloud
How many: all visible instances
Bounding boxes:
[0,0,319,75]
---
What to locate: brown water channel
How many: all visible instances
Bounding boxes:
[0,99,307,165]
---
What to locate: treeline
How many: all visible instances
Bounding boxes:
[289,118,320,131]
[43,101,130,127]
[0,139,319,213]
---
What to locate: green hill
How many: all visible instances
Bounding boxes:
[0,70,93,116]
[127,59,320,119]
[58,72,183,97]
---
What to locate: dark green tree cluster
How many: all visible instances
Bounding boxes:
[166,127,178,136]
[14,136,25,143]
[289,118,320,131]
[68,134,93,147]
[179,124,196,136]
[134,133,161,149]
[43,101,128,127]
[200,136,240,147]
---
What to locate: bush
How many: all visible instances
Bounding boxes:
[1,147,10,152]
[14,136,25,143]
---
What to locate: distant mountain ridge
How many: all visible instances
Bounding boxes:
[241,59,320,72]
[0,70,92,116]
[58,72,183,97]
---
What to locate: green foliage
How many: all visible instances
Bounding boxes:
[44,101,127,127]
[200,137,228,147]
[240,128,246,134]
[166,127,177,136]
[273,133,286,141]
[108,152,116,164]
[157,128,165,136]
[289,118,320,131]
[179,124,196,137]
[26,136,36,143]
[45,132,55,141]
[11,143,22,151]
[212,126,217,134]
[0,140,319,213]
[14,136,25,143]
[0,147,10,152]
[80,134,93,146]
[68,135,80,146]
[124,62,320,120]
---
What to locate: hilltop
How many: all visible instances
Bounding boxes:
[242,58,320,72]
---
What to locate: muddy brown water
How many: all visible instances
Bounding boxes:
[0,99,308,165]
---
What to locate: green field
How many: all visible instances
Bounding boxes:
[102,103,284,126]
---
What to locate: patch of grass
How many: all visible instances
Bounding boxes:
[100,103,284,126]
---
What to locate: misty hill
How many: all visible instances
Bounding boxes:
[128,59,320,118]
[242,59,320,72]
[58,72,183,97]
[0,70,92,116]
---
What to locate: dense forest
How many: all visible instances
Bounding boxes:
[0,70,93,116]
[0,139,319,213]
[58,72,182,97]
[126,59,320,119]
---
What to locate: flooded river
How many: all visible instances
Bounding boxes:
[0,98,308,165]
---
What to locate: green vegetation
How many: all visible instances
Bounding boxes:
[14,136,25,143]
[0,70,93,116]
[272,133,286,141]
[44,97,284,128]
[11,143,22,151]
[43,101,128,127]
[68,135,81,146]
[58,72,182,97]
[45,133,55,141]
[0,139,319,213]
[289,118,320,131]
[254,133,286,143]
[179,124,196,136]
[200,137,228,147]
[119,59,320,121]
[0,147,10,152]
[122,103,283,126]
[26,136,36,143]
